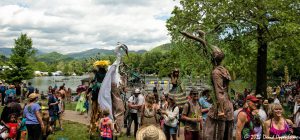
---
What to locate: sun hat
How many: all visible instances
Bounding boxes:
[136,125,166,140]
[28,93,38,100]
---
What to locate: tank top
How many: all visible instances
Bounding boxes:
[238,108,254,140]
[269,119,290,137]
[142,105,157,126]
[100,117,112,138]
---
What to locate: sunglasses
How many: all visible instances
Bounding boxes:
[191,93,199,96]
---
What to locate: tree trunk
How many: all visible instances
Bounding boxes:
[256,25,268,97]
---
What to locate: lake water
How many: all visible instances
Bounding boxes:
[28,76,205,95]
[28,75,172,94]
[28,75,89,94]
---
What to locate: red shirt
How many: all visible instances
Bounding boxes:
[7,123,18,138]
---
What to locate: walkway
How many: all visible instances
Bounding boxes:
[62,110,90,125]
[62,110,186,139]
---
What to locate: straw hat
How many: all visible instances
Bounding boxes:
[136,125,166,140]
[28,93,38,100]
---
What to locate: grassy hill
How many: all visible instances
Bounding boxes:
[67,48,147,59]
[150,43,172,53]
[36,52,73,63]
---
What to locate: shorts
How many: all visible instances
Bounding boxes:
[163,124,178,135]
[100,136,112,140]
[50,115,59,122]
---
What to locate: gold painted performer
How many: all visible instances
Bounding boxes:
[181,30,234,140]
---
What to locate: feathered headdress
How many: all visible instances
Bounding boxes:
[93,60,110,68]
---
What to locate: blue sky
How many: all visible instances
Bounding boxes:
[0,0,178,54]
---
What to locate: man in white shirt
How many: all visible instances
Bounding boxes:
[272,92,281,104]
[126,88,144,138]
[256,94,267,121]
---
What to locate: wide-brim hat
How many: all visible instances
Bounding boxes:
[136,125,166,140]
[28,93,38,100]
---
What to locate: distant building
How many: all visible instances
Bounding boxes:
[0,66,12,71]
[52,71,63,76]
[34,71,49,76]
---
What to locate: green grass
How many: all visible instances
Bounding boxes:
[229,80,252,93]
[47,120,135,140]
[64,102,77,111]
[47,120,89,140]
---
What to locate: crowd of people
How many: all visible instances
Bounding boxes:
[118,80,300,140]
[0,81,72,140]
[0,77,300,140]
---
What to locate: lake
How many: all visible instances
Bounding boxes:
[28,75,89,94]
[28,75,206,95]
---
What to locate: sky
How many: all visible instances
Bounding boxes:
[0,0,178,54]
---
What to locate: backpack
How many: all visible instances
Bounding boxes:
[0,86,5,94]
[180,101,201,125]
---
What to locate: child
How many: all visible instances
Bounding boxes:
[99,109,114,140]
[5,114,19,140]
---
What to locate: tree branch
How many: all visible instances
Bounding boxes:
[179,31,207,47]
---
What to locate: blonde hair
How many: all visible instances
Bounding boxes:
[268,103,284,119]
[146,94,155,105]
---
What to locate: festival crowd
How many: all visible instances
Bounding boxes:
[0,81,71,140]
[0,77,300,140]
[119,79,300,140]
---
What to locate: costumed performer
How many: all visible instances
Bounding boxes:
[90,60,110,134]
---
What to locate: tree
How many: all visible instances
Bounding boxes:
[167,0,300,97]
[5,33,36,83]
[32,61,49,72]
[0,54,8,79]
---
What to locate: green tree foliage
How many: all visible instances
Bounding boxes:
[31,61,47,71]
[5,33,35,83]
[166,0,300,96]
[0,54,8,79]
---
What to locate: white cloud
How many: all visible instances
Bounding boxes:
[0,0,178,54]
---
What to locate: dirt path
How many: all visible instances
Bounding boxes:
[62,110,90,125]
